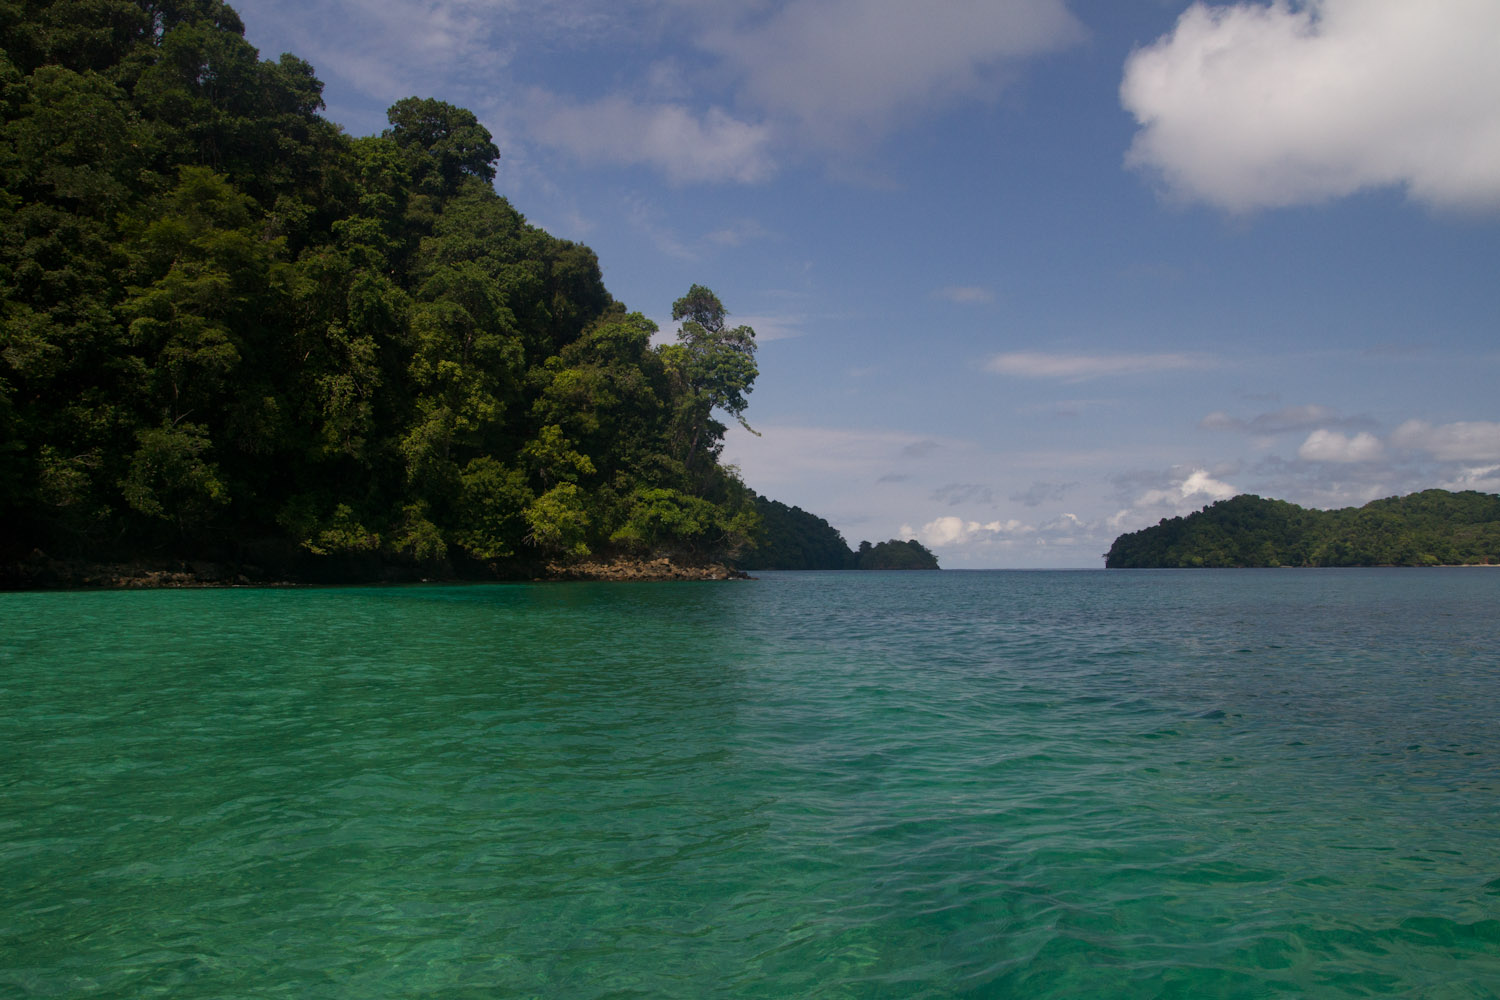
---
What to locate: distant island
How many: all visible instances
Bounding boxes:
[1105,490,1500,568]
[735,496,940,570]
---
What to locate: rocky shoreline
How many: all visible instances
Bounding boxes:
[543,557,748,582]
[1,553,749,590]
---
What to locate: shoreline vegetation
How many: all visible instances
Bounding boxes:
[0,552,749,588]
[1105,489,1500,569]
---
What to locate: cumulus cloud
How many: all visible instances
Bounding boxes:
[1390,420,1500,461]
[910,509,1108,550]
[1297,429,1385,463]
[985,351,1214,380]
[1135,468,1237,509]
[524,93,775,183]
[702,0,1083,147]
[913,516,1037,548]
[1121,0,1500,211]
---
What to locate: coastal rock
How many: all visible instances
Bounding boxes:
[542,557,748,582]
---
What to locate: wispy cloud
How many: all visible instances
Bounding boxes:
[985,351,1214,380]
[705,219,771,247]
[524,91,775,183]
[702,0,1084,149]
[723,425,960,490]
[1010,481,1078,507]
[1200,403,1347,435]
[1122,0,1500,211]
[237,0,1084,181]
[622,194,696,260]
[733,313,805,342]
[930,483,995,506]
[934,285,995,304]
[651,311,807,344]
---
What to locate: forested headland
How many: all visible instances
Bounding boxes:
[736,496,940,570]
[1,0,781,584]
[1105,490,1500,568]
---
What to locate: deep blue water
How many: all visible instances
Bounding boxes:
[2,569,1498,997]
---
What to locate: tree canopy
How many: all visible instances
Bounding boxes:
[734,496,941,570]
[1105,490,1500,568]
[0,0,762,580]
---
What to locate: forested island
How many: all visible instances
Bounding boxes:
[736,496,940,570]
[1105,490,1500,568]
[0,0,838,586]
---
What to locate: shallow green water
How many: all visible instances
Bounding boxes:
[3,570,1498,998]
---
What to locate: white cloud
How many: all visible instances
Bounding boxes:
[702,0,1084,147]
[1297,429,1385,463]
[913,516,1036,548]
[1390,420,1500,461]
[1135,468,1237,509]
[985,351,1213,379]
[1441,465,1500,494]
[524,93,775,183]
[1122,0,1500,211]
[935,286,995,304]
[911,509,1111,551]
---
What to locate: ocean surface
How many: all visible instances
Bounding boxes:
[2,569,1498,998]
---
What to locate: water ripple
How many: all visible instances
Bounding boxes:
[2,570,1498,997]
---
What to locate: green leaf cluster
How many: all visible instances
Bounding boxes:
[1105,490,1500,568]
[1,0,759,574]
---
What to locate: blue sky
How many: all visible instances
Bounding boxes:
[232,0,1500,567]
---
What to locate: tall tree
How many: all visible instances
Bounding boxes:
[661,284,757,476]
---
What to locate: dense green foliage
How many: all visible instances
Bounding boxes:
[737,495,855,569]
[855,538,940,570]
[1105,491,1500,568]
[1,0,762,573]
[733,495,941,570]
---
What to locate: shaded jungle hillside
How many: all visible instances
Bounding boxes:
[735,496,940,570]
[2,0,767,581]
[1105,490,1500,568]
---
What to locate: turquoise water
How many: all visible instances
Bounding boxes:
[2,569,1498,998]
